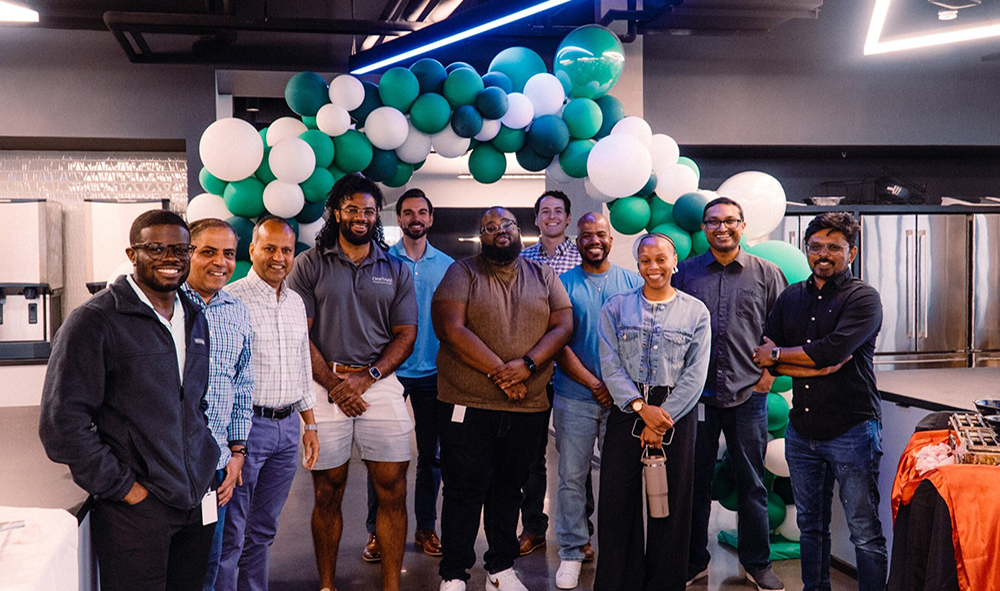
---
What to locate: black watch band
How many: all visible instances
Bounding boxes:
[230,446,248,458]
[522,355,537,374]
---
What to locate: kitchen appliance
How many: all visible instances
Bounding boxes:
[764,214,817,251]
[970,214,1000,367]
[84,198,167,293]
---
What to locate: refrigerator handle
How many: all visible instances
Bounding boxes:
[788,231,797,247]
[906,229,914,339]
[919,229,929,339]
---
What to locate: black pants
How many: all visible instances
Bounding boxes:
[439,403,548,581]
[91,492,215,591]
[520,382,555,537]
[595,404,697,591]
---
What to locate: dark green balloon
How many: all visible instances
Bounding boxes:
[771,376,793,393]
[649,222,693,261]
[553,25,625,100]
[296,199,326,224]
[299,129,335,169]
[409,58,448,95]
[300,167,335,203]
[227,216,255,261]
[349,81,382,129]
[771,423,788,439]
[488,47,547,93]
[328,165,347,183]
[767,492,787,530]
[610,197,651,235]
[258,127,268,145]
[413,159,425,171]
[719,487,739,512]
[637,172,657,197]
[295,241,312,255]
[229,260,251,284]
[527,114,570,158]
[451,105,484,139]
[491,125,526,153]
[646,199,674,231]
[674,192,710,233]
[594,95,625,139]
[475,87,509,120]
[384,161,414,188]
[285,72,330,117]
[284,217,299,239]
[302,115,318,129]
[332,129,373,173]
[515,145,553,172]
[443,68,484,108]
[562,98,603,139]
[691,230,710,255]
[255,147,276,184]
[768,393,791,433]
[558,139,594,179]
[446,61,475,74]
[468,144,506,184]
[199,167,227,195]
[363,148,399,182]
[379,67,420,113]
[223,177,266,217]
[482,72,514,94]
[410,93,452,135]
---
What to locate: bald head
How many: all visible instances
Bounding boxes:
[577,211,609,230]
[480,206,515,228]
[577,211,613,270]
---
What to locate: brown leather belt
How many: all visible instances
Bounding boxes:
[328,361,370,374]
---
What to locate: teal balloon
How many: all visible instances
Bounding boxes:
[332,129,373,173]
[227,216,255,261]
[255,147,277,184]
[302,115,318,130]
[594,95,625,138]
[649,222,693,261]
[295,241,312,255]
[674,192,711,233]
[285,72,330,117]
[678,156,700,181]
[562,98,602,139]
[446,61,475,74]
[515,145,553,172]
[199,167,227,195]
[492,125,526,153]
[771,376,793,393]
[637,172,657,197]
[258,127,268,145]
[764,470,776,488]
[767,393,790,432]
[451,105,484,139]
[300,167,335,203]
[410,93,452,135]
[554,25,625,100]
[413,159,425,171]
[748,240,812,284]
[229,260,251,284]
[468,144,507,184]
[296,199,326,224]
[558,139,594,178]
[475,87,509,120]
[482,71,514,94]
[223,178,266,218]
[363,148,399,182]
[610,197,651,235]
[328,165,347,183]
[771,423,788,439]
[691,230,710,255]
[646,199,674,231]
[299,129,335,169]
[284,217,299,239]
[349,81,382,129]
[384,161,413,188]
[719,487,739,512]
[379,67,420,113]
[409,58,448,94]
[767,492,787,530]
[488,46,548,93]
[526,114,570,158]
[711,461,735,501]
[443,68,484,108]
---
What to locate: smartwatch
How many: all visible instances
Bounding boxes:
[769,347,782,361]
[230,445,249,459]
[522,355,537,374]
[631,398,645,413]
[368,366,383,381]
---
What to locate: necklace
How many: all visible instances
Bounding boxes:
[584,269,610,292]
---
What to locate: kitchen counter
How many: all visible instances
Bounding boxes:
[876,368,993,412]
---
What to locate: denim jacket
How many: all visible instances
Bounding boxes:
[598,286,712,422]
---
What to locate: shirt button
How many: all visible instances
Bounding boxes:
[805,407,810,412]
[804,384,810,389]
[818,296,823,300]
[811,317,816,321]
[653,345,658,350]
[806,339,811,343]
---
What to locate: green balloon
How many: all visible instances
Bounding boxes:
[328,165,347,183]
[562,98,603,139]
[285,72,330,117]
[646,199,674,231]
[767,393,790,432]
[227,216,255,262]
[527,114,570,158]
[691,230,710,255]
[482,71,514,94]
[637,172,657,197]
[410,93,452,135]
[295,241,312,255]
[229,260,252,284]
[764,470,776,488]
[492,125,526,153]
[515,145,553,172]
[488,46,547,93]
[364,148,399,182]
[296,199,326,224]
[674,192,711,233]
[451,105,484,139]
[223,178,266,217]
[332,130,373,173]
[719,487,739,512]
[379,67,420,113]
[771,376,793,393]
[443,68,484,108]
[299,129,335,169]
[285,217,299,240]
[770,423,788,439]
[610,197,651,235]
[300,167,335,203]
[349,81,382,129]
[594,95,625,139]
[255,147,276,184]
[413,159,425,171]
[711,461,735,501]
[409,58,448,94]
[199,167,227,195]
[678,156,701,182]
[554,25,625,100]
[302,115,318,130]
[748,240,812,284]
[258,127,268,145]
[649,222,693,261]
[384,161,414,188]
[468,144,506,184]
[558,139,594,178]
[767,492,787,530]
[475,87,509,120]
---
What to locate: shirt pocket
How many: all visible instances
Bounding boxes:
[736,287,763,322]
[660,329,693,366]
[616,326,643,364]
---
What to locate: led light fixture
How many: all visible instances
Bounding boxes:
[865,0,998,55]
[0,0,38,23]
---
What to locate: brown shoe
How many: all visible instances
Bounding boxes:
[414,529,443,556]
[518,532,546,556]
[582,542,595,563]
[362,533,381,562]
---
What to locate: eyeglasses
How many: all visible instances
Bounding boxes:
[341,206,378,219]
[480,220,518,235]
[806,243,847,254]
[703,218,744,230]
[130,243,195,260]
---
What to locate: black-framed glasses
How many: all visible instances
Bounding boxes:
[805,242,847,255]
[130,243,195,260]
[702,218,743,230]
[480,220,518,235]
[341,206,378,219]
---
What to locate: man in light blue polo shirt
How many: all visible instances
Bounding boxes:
[552,212,642,589]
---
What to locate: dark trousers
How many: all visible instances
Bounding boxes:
[439,403,548,581]
[595,404,697,591]
[204,469,227,591]
[91,492,215,591]
[519,382,554,537]
[689,393,771,576]
[367,373,443,534]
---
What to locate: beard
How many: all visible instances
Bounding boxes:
[582,245,609,267]
[481,235,523,264]
[340,220,376,246]
[402,223,427,240]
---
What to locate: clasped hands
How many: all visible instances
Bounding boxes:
[638,404,673,450]
[489,358,532,401]
[327,370,374,417]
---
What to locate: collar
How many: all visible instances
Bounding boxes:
[244,266,287,302]
[807,268,854,293]
[532,237,573,258]
[704,247,748,268]
[181,282,236,309]
[389,240,438,262]
[323,238,387,266]
[125,274,182,316]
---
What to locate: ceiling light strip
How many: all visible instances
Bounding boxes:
[865,0,1000,55]
[0,0,39,23]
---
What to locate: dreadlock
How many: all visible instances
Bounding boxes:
[315,173,388,251]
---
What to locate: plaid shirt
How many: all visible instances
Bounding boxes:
[181,284,255,469]
[521,238,582,276]
[228,268,316,413]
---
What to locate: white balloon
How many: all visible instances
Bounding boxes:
[777,389,793,406]
[199,118,264,182]
[263,180,305,218]
[315,103,351,137]
[649,134,680,177]
[717,171,788,241]
[697,189,719,201]
[764,438,790,478]
[269,138,316,184]
[364,107,409,150]
[611,117,653,148]
[266,117,308,147]
[298,216,327,246]
[107,260,134,285]
[500,93,534,130]
[585,177,615,203]
[329,74,365,111]
[655,164,699,204]
[546,159,573,184]
[776,505,800,542]
[522,73,565,117]
[587,135,653,198]
[475,119,502,142]
[431,124,471,159]
[396,121,432,164]
[186,192,234,222]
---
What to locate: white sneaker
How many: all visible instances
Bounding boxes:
[485,567,529,591]
[555,560,582,589]
[440,579,467,591]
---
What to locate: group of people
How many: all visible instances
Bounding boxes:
[39,172,887,591]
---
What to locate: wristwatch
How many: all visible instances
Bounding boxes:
[230,445,249,459]
[522,355,537,374]
[769,347,782,361]
[368,366,383,381]
[303,423,318,432]
[631,398,645,413]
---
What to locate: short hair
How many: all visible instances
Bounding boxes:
[638,232,677,257]
[804,212,861,247]
[533,190,571,218]
[702,197,745,222]
[188,218,235,241]
[395,188,434,217]
[326,173,384,212]
[479,206,515,229]
[130,209,187,244]
[252,215,294,242]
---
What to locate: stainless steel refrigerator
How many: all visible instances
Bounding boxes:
[971,214,1000,366]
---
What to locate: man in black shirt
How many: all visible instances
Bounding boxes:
[754,212,887,591]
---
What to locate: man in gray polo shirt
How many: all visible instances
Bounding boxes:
[287,173,417,591]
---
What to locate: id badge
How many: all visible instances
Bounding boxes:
[201,490,218,526]
[451,404,467,424]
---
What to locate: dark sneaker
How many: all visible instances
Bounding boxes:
[747,566,784,591]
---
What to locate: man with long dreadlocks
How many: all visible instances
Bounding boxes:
[287,173,418,591]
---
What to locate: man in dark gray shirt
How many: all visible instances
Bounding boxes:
[672,197,788,591]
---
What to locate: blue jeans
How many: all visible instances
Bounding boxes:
[204,469,227,591]
[785,419,887,591]
[553,395,608,561]
[689,393,771,575]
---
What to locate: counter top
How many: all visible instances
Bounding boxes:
[876,368,994,412]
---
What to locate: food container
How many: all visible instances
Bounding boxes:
[975,399,1000,416]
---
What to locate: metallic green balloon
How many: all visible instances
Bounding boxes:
[554,25,625,100]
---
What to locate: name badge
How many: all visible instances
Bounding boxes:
[697,402,705,422]
[201,490,218,526]
[451,404,466,424]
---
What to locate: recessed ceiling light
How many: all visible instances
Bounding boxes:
[0,0,38,23]
[865,0,1000,55]
[938,9,959,20]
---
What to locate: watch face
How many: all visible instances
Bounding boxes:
[369,367,382,380]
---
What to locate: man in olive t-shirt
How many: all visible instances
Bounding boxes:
[431,206,573,591]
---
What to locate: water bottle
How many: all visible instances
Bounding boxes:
[642,447,669,518]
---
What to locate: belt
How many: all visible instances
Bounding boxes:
[253,405,293,419]
[328,361,370,374]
